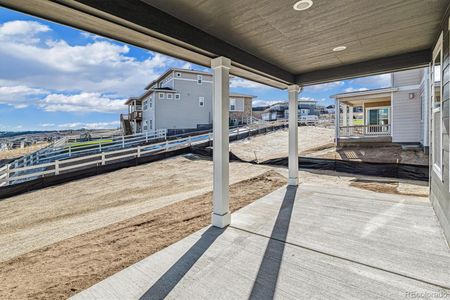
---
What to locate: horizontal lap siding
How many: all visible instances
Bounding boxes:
[392,91,421,143]
[430,12,450,246]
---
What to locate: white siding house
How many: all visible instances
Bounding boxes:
[332,67,428,150]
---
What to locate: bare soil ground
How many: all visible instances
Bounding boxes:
[0,128,430,299]
[0,142,49,161]
[0,155,274,263]
[0,170,286,300]
[230,126,429,165]
[230,126,335,162]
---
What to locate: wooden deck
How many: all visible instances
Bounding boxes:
[72,183,450,299]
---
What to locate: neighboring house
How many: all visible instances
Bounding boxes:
[122,68,256,135]
[261,103,288,121]
[331,68,429,151]
[298,99,320,116]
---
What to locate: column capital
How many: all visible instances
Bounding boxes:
[211,56,231,69]
[287,84,301,93]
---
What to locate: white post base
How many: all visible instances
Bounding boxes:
[288,177,298,186]
[212,212,231,228]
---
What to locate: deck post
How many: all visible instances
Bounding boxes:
[288,84,300,186]
[211,56,231,228]
[349,105,354,126]
[342,104,348,127]
[335,99,340,145]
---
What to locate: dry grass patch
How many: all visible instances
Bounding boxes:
[0,170,285,300]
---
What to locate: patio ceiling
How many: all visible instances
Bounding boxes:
[0,0,448,87]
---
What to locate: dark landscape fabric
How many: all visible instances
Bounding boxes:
[242,155,429,182]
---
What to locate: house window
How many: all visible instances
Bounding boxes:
[143,120,148,131]
[432,35,443,179]
[175,93,181,100]
[149,97,153,108]
[159,82,163,88]
[199,96,205,107]
[167,93,173,100]
[229,98,244,111]
[159,92,165,99]
[149,120,153,130]
[176,72,181,77]
[197,75,203,84]
[143,100,148,111]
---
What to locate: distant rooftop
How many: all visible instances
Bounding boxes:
[330,87,397,99]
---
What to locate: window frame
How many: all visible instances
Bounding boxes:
[197,75,203,84]
[175,93,181,100]
[167,93,173,100]
[199,96,205,107]
[143,100,148,111]
[143,120,148,131]
[159,92,165,99]
[431,32,443,180]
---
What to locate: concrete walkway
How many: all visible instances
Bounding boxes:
[72,184,450,299]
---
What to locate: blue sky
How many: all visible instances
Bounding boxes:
[0,7,391,131]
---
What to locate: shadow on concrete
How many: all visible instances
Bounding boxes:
[139,226,225,300]
[249,186,297,300]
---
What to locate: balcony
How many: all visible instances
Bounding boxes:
[129,110,142,121]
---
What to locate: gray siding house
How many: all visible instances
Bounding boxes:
[124,68,256,135]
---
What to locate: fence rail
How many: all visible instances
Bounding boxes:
[339,124,391,137]
[0,121,286,187]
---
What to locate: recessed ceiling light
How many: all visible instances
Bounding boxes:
[293,0,313,11]
[333,46,347,52]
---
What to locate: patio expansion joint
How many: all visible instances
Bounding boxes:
[228,225,450,291]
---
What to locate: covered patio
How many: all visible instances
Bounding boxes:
[72,182,450,299]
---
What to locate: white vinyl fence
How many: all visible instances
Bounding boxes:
[0,122,286,187]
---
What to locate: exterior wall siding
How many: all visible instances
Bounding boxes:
[154,78,212,129]
[229,97,252,123]
[392,90,422,143]
[393,68,423,87]
[430,12,450,246]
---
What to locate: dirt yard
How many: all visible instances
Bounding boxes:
[230,126,335,162]
[0,155,275,263]
[0,149,429,299]
[230,126,429,165]
[0,170,286,300]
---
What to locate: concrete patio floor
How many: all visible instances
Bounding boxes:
[72,183,450,300]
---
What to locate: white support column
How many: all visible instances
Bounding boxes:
[348,105,354,126]
[211,56,231,228]
[335,99,340,144]
[288,84,300,186]
[342,104,348,127]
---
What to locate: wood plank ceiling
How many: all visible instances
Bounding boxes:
[143,0,447,74]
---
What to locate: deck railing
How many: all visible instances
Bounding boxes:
[339,124,391,137]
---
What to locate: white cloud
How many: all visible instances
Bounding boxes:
[304,81,344,92]
[56,121,120,130]
[344,87,369,93]
[0,85,47,108]
[230,78,270,89]
[0,20,50,44]
[40,92,126,113]
[0,20,184,100]
[349,74,391,87]
[253,99,286,107]
[39,123,55,127]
